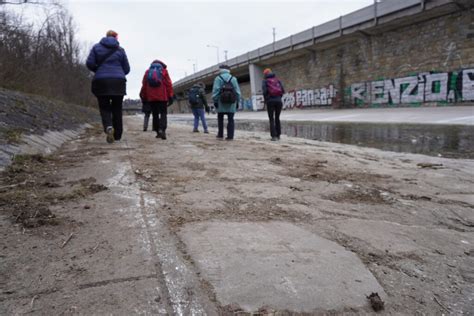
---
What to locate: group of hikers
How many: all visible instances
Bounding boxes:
[86,30,285,143]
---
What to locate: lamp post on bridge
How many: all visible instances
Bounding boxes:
[223,50,228,62]
[206,44,220,64]
[187,58,198,74]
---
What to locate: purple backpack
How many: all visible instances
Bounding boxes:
[266,77,283,97]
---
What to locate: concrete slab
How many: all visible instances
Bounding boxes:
[331,219,474,255]
[179,221,386,312]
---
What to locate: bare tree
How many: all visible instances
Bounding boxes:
[0,4,95,106]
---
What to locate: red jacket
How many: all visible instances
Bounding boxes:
[140,61,173,102]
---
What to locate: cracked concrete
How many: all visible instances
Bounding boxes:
[1,115,473,314]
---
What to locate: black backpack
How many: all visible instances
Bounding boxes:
[188,86,203,106]
[219,75,237,104]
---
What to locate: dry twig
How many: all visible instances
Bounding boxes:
[60,233,74,248]
[30,295,38,309]
[433,295,450,312]
[0,180,28,190]
[92,242,100,252]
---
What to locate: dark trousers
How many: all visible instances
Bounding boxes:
[266,100,282,138]
[97,95,124,140]
[150,101,168,133]
[217,112,235,139]
[143,111,151,130]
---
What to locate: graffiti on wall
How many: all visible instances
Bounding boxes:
[282,85,338,109]
[241,85,338,111]
[350,68,474,106]
[252,95,265,111]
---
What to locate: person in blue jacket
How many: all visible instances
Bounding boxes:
[211,64,241,140]
[86,30,130,143]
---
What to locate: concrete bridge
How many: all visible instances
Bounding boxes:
[172,0,474,112]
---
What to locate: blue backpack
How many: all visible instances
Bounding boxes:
[147,63,163,87]
[188,86,203,106]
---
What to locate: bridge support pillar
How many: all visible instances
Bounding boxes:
[249,64,265,111]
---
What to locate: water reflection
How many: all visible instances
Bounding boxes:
[283,122,473,158]
[173,118,474,159]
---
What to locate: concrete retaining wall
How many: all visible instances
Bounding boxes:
[0,88,100,170]
[0,126,91,171]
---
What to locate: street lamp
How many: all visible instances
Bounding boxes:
[223,50,228,62]
[187,58,198,74]
[207,44,220,64]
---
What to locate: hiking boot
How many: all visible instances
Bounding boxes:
[225,137,233,141]
[271,137,278,141]
[216,135,223,139]
[204,130,209,134]
[106,126,114,143]
[156,129,162,138]
[193,129,199,133]
[161,131,167,140]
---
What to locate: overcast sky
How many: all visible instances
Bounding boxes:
[17,0,376,99]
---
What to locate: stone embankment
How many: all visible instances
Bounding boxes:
[0,88,99,169]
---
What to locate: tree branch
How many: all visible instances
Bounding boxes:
[0,0,59,5]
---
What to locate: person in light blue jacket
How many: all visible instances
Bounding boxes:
[211,64,241,140]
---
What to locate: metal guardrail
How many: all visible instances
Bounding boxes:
[174,0,429,88]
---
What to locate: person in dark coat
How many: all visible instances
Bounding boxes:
[188,82,209,133]
[262,68,285,141]
[140,60,174,140]
[86,30,130,143]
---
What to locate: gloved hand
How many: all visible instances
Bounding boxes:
[205,105,210,114]
[214,101,218,109]
[168,96,174,107]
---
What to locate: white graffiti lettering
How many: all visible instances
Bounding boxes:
[384,79,400,104]
[351,69,474,106]
[282,92,296,109]
[282,85,338,109]
[251,95,265,111]
[424,73,448,102]
[371,80,387,104]
[463,69,474,101]
[351,83,366,104]
[397,76,423,103]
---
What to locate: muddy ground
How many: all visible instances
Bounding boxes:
[0,116,473,315]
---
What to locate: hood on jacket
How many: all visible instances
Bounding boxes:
[151,60,167,68]
[264,73,276,79]
[191,82,205,89]
[100,36,120,48]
